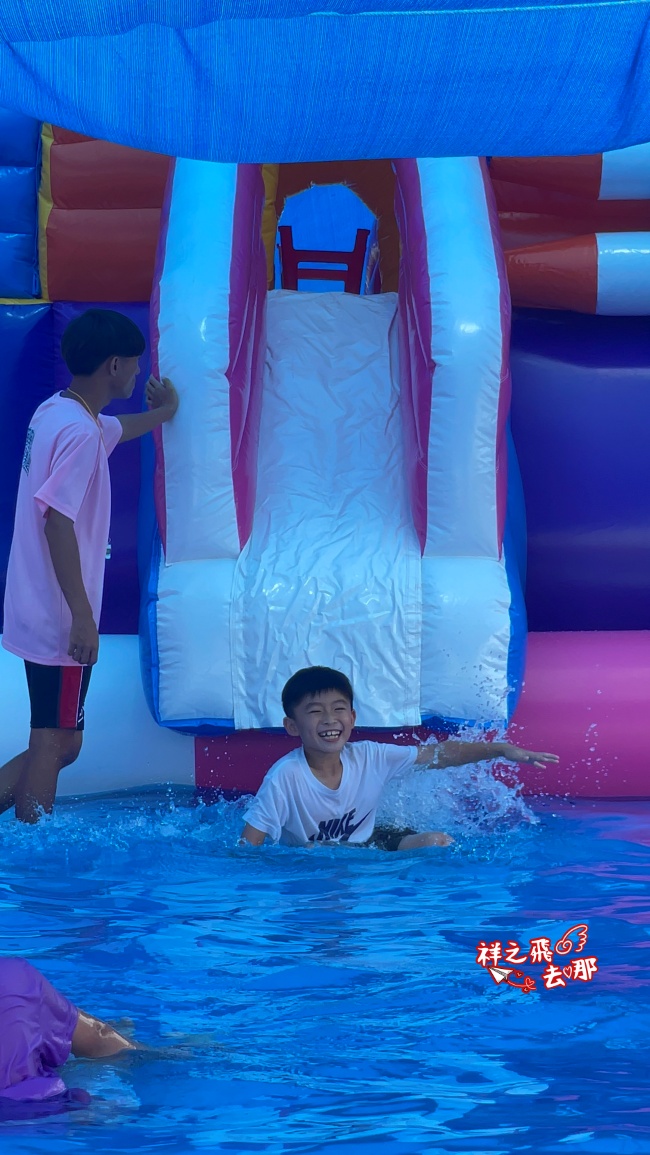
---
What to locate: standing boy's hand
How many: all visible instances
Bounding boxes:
[117,376,178,442]
[68,612,99,666]
[145,376,178,416]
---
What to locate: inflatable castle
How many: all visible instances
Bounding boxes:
[0,109,648,798]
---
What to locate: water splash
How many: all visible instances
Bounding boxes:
[379,732,537,843]
[0,787,247,881]
[0,749,538,873]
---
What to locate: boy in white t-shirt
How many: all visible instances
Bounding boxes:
[241,667,559,851]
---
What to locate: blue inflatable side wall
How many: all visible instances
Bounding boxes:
[0,109,40,297]
[0,304,53,604]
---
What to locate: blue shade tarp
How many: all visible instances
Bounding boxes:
[0,1,650,161]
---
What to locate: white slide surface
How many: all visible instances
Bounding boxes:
[231,290,422,729]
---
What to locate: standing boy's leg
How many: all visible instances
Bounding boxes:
[13,662,90,823]
[15,729,83,823]
[0,752,28,815]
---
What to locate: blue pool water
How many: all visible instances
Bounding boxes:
[0,770,649,1154]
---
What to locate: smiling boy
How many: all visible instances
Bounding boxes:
[240,666,559,851]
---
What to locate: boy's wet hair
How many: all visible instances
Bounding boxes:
[282,667,354,718]
[61,309,146,375]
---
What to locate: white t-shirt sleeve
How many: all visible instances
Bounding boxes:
[373,742,419,784]
[243,773,291,843]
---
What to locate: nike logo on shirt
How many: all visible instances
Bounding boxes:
[309,808,372,843]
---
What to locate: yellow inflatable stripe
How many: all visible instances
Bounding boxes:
[0,299,49,305]
[261,164,279,289]
[38,124,54,302]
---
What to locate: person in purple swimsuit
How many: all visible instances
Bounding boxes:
[0,956,136,1116]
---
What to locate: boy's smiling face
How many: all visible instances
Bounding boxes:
[284,689,356,755]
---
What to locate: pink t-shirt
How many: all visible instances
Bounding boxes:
[2,393,122,666]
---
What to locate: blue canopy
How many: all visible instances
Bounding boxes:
[0,1,649,160]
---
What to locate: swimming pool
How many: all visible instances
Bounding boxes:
[1,772,649,1153]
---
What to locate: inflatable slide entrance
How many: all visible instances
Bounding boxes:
[143,158,524,734]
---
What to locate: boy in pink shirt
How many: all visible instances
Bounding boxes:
[0,309,178,822]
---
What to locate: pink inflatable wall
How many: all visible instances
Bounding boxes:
[507,632,650,798]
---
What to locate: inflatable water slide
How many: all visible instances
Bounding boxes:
[0,114,648,798]
[145,158,521,738]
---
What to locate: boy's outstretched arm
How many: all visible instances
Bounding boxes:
[117,376,178,442]
[415,741,559,771]
[239,823,267,847]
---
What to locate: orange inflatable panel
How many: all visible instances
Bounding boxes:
[45,207,162,301]
[51,127,95,145]
[494,177,650,253]
[493,179,650,230]
[41,127,170,301]
[498,213,590,250]
[492,147,650,201]
[50,139,170,210]
[506,233,650,314]
[506,235,597,312]
[491,155,602,199]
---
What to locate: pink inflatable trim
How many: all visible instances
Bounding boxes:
[479,156,511,554]
[227,164,267,549]
[393,158,434,555]
[508,631,650,798]
[149,158,175,554]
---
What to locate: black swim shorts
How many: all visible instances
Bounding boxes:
[25,661,92,731]
[368,825,417,852]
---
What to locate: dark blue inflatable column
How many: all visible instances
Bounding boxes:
[0,109,40,298]
[0,304,54,625]
[510,310,650,631]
